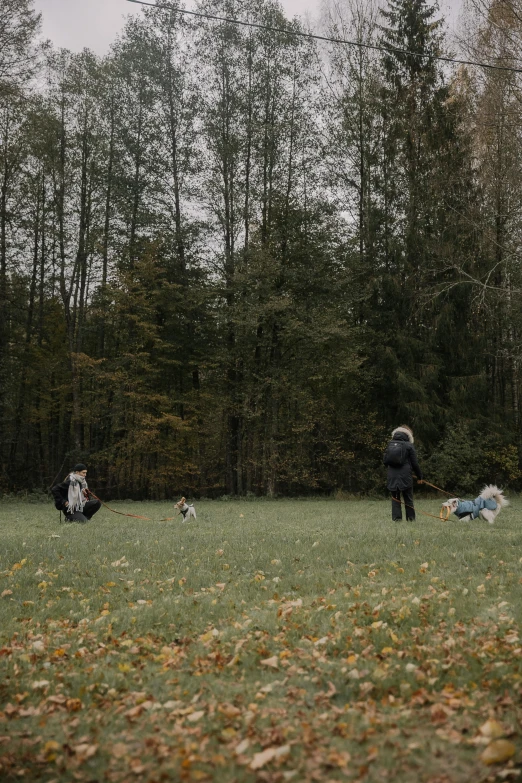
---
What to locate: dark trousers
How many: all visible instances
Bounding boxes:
[391,486,415,521]
[65,499,101,523]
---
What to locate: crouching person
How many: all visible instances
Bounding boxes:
[51,463,101,523]
[383,426,423,521]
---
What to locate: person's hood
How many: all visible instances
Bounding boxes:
[391,427,414,444]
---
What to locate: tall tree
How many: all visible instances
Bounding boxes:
[0,0,41,90]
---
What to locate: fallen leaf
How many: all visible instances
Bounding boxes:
[479,720,505,739]
[199,629,217,644]
[163,700,183,710]
[250,745,291,770]
[73,743,98,760]
[111,557,129,567]
[218,703,242,718]
[480,740,516,765]
[187,710,205,722]
[66,698,83,712]
[260,655,279,669]
[31,681,50,690]
[221,727,237,740]
[112,742,129,758]
[235,738,250,756]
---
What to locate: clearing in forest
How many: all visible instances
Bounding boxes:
[1,498,521,782]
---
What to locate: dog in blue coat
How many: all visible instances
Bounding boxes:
[441,485,508,524]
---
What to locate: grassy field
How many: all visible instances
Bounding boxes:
[1,496,522,783]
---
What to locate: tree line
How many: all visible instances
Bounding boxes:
[1,0,522,499]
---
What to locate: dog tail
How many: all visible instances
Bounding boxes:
[480,484,509,507]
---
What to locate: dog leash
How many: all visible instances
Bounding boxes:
[419,479,454,497]
[87,490,182,522]
[417,480,456,521]
[90,485,450,523]
[394,479,469,520]
[87,490,154,520]
[393,496,449,521]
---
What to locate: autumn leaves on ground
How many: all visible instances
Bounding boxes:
[1,499,522,783]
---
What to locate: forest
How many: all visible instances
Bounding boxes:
[1,0,522,499]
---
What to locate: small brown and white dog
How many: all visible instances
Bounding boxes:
[175,497,196,522]
[441,485,508,524]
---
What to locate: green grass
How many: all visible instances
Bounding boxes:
[1,496,522,782]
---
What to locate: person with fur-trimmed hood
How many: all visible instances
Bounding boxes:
[383,426,424,521]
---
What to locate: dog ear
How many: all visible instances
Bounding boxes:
[180,497,186,504]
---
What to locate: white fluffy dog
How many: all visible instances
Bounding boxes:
[441,485,508,524]
[175,497,197,522]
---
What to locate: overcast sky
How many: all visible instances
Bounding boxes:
[34,0,464,56]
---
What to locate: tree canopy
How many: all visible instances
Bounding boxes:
[1,0,521,498]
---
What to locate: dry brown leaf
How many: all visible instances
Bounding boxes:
[260,655,279,669]
[73,743,98,760]
[187,710,205,722]
[65,698,83,712]
[125,704,144,719]
[112,742,129,759]
[218,703,242,718]
[234,738,250,756]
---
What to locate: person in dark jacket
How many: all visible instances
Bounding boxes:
[51,463,101,523]
[383,426,423,521]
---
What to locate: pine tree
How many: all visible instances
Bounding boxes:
[366,0,473,445]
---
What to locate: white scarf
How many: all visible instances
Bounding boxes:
[67,473,88,512]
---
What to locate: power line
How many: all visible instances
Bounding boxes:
[126,0,522,74]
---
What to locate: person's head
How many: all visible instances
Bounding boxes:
[391,425,414,443]
[72,463,87,477]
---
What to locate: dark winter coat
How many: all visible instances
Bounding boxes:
[383,428,423,491]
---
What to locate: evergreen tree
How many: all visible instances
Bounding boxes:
[366,0,475,446]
